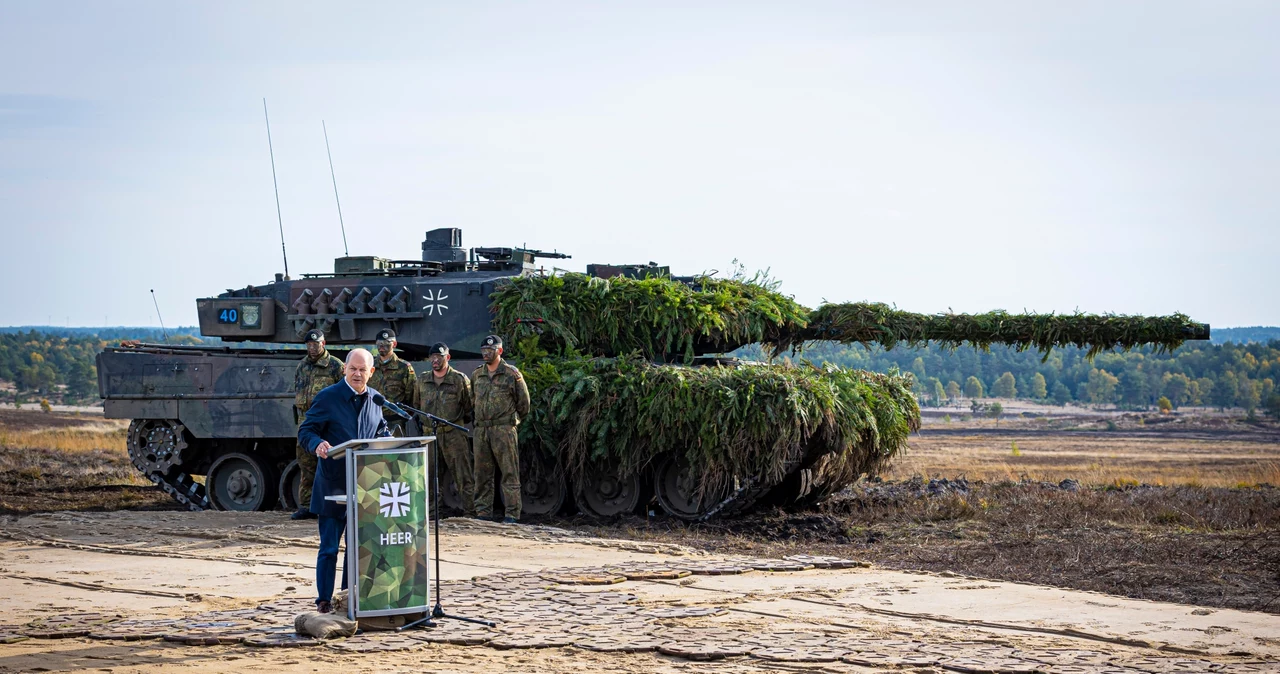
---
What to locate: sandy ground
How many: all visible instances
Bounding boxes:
[0,511,1277,673]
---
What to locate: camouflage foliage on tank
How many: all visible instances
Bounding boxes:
[518,354,919,497]
[493,274,1209,362]
[788,302,1211,358]
[492,273,808,362]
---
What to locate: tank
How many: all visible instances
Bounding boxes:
[98,227,1210,519]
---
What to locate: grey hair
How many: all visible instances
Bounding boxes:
[345,348,374,367]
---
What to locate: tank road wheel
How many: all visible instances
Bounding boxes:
[518,451,566,517]
[278,460,301,511]
[653,455,728,521]
[208,452,278,512]
[574,466,642,520]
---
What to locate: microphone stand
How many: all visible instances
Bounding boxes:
[393,401,496,631]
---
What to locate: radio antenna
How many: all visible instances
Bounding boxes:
[322,120,349,256]
[150,289,169,343]
[263,98,290,279]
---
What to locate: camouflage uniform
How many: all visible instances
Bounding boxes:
[368,351,417,436]
[413,367,475,515]
[471,360,530,519]
[294,350,344,510]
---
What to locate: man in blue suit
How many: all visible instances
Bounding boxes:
[297,347,391,613]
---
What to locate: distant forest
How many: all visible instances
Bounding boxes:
[0,328,204,403]
[1,326,1278,416]
[754,339,1280,414]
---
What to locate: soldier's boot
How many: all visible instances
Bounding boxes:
[471,428,497,520]
[293,443,318,520]
[493,427,521,521]
[441,433,475,517]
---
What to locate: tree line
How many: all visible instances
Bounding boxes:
[0,329,204,404]
[751,339,1280,415]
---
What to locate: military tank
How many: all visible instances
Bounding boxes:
[98,227,1210,519]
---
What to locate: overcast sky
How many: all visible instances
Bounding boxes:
[1,1,1276,329]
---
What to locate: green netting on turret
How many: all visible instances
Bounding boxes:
[491,273,809,362]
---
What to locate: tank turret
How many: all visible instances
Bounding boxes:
[194,227,570,357]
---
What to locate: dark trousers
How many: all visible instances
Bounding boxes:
[316,514,348,605]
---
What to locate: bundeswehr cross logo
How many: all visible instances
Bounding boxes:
[379,482,410,517]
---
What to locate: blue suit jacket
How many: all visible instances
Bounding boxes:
[297,381,391,518]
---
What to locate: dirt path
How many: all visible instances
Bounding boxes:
[0,511,1276,673]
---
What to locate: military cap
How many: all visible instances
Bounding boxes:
[481,335,503,348]
[428,342,450,356]
[304,329,326,343]
[375,328,397,342]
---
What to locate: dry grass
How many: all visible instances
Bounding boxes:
[0,425,128,453]
[0,412,168,514]
[886,433,1280,488]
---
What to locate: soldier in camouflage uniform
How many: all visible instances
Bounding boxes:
[367,328,417,436]
[412,342,475,516]
[292,329,344,520]
[471,335,530,523]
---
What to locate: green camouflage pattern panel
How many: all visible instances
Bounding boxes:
[473,426,520,519]
[294,351,344,412]
[471,361,530,425]
[354,450,430,613]
[413,367,473,428]
[369,353,416,421]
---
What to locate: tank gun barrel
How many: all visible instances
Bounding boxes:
[785,302,1211,357]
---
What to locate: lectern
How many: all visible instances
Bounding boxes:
[324,436,434,621]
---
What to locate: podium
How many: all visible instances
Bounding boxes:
[324,436,434,621]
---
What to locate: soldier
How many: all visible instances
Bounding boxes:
[412,342,475,516]
[471,335,530,523]
[291,329,344,520]
[367,328,417,436]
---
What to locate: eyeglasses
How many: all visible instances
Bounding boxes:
[429,355,447,361]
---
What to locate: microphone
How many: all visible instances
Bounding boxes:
[371,393,412,420]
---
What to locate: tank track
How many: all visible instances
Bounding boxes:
[126,420,210,511]
[695,478,773,520]
[143,470,210,511]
